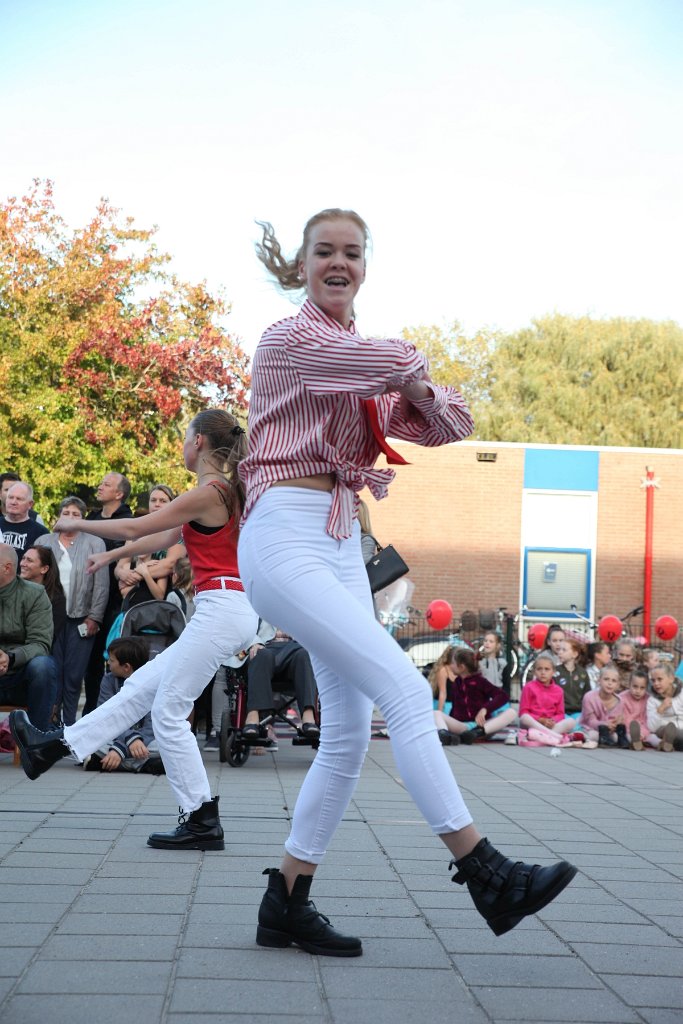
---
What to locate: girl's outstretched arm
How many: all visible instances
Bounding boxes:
[86,529,182,575]
[55,487,222,541]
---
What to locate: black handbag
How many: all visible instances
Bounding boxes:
[364,536,409,594]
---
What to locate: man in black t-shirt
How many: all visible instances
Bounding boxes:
[0,483,49,570]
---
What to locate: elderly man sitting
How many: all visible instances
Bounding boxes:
[0,543,57,730]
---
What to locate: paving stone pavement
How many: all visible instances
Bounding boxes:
[1,736,682,1024]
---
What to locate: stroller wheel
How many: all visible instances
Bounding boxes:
[227,731,250,767]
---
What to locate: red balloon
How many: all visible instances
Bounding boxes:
[655,615,678,642]
[598,615,623,643]
[425,600,452,630]
[527,623,549,650]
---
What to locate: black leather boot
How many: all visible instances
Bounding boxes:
[147,796,225,850]
[459,725,485,746]
[450,837,577,936]
[615,724,630,749]
[598,725,615,747]
[9,710,69,780]
[256,868,362,957]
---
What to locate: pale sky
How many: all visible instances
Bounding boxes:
[2,0,682,354]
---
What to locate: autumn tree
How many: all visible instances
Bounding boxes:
[0,180,250,515]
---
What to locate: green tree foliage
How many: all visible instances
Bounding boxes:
[405,315,683,448]
[401,322,497,409]
[0,181,250,515]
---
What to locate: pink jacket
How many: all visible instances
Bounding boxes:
[580,690,622,731]
[618,692,651,739]
[519,679,566,722]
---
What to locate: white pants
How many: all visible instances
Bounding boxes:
[64,591,258,812]
[238,488,473,864]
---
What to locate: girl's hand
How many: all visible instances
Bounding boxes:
[87,551,111,576]
[100,750,123,771]
[55,517,85,533]
[475,709,488,728]
[658,697,672,714]
[128,740,149,760]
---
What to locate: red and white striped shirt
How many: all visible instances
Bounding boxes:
[239,299,474,538]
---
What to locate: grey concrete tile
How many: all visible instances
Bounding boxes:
[170,978,324,1014]
[637,1010,683,1024]
[71,893,190,915]
[326,997,489,1023]
[17,959,171,994]
[548,922,681,946]
[471,985,639,1021]
[454,952,603,989]
[176,947,317,981]
[41,934,179,960]
[56,913,183,935]
[0,922,56,946]
[568,943,683,976]
[4,994,165,1024]
[318,965,466,999]
[437,926,569,956]
[0,946,36,976]
[606,975,683,1008]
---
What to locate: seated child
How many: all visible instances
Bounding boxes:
[518,653,577,738]
[434,647,516,745]
[640,647,661,679]
[612,638,637,692]
[647,662,683,752]
[478,631,510,690]
[542,625,566,666]
[85,637,164,774]
[580,664,628,747]
[555,635,591,717]
[586,641,611,690]
[619,668,660,750]
[429,645,458,715]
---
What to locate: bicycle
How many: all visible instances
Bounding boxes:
[517,604,647,691]
[569,604,644,640]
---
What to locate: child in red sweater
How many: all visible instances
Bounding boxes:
[518,654,577,738]
[434,648,516,745]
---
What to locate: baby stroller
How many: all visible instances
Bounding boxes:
[218,661,320,767]
[118,600,186,659]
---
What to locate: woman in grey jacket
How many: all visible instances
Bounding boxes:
[37,496,109,725]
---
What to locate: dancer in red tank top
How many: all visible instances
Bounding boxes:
[10,409,258,850]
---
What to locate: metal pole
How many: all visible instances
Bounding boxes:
[643,465,655,642]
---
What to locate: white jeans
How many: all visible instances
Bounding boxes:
[64,591,258,812]
[238,488,473,864]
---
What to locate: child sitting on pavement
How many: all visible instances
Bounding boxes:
[555,635,591,718]
[580,664,629,747]
[434,647,516,745]
[85,637,164,774]
[647,662,683,752]
[518,653,578,740]
[586,641,611,690]
[619,668,660,750]
[477,632,510,690]
[611,638,637,692]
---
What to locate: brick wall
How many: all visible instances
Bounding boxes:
[363,442,683,630]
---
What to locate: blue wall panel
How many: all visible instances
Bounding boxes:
[524,449,599,492]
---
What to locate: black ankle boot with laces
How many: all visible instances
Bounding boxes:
[147,796,225,850]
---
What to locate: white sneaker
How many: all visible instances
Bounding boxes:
[504,732,518,745]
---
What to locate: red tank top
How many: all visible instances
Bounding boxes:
[180,482,240,589]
